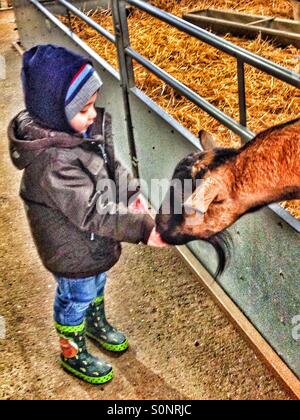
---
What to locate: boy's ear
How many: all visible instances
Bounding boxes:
[199,130,216,151]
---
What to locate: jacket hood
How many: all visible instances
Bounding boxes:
[21,44,93,134]
[8,107,106,170]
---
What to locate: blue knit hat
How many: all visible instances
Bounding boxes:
[21,44,102,134]
[65,62,102,122]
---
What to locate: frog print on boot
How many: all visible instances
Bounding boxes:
[55,321,113,384]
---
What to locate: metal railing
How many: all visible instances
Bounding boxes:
[56,0,300,141]
[125,0,300,133]
[58,0,116,44]
[30,0,300,232]
[53,0,300,137]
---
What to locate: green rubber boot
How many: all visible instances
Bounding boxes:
[55,321,113,384]
[86,297,129,352]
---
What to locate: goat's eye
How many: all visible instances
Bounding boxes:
[215,199,225,205]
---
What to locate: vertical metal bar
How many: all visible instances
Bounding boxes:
[237,59,247,130]
[111,0,139,178]
[66,9,73,31]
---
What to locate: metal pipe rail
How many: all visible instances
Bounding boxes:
[29,0,118,78]
[125,0,300,132]
[126,47,254,142]
[58,0,300,143]
[58,0,254,141]
[56,0,139,178]
[126,0,300,88]
[58,0,116,44]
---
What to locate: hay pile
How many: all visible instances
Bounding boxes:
[61,0,300,219]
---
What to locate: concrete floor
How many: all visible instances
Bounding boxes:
[0,9,291,400]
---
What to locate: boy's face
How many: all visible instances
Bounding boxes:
[69,92,98,134]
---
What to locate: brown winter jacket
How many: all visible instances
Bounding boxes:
[8,107,154,278]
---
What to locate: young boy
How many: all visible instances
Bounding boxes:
[8,44,167,385]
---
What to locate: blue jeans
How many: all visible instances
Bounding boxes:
[53,272,107,326]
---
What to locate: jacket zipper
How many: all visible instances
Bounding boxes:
[90,133,108,241]
[97,144,108,164]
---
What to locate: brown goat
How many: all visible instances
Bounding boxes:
[155,118,300,273]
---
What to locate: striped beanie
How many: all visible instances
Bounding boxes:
[21,44,102,133]
[65,63,103,122]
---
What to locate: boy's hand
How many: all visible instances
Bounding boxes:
[147,227,170,248]
[128,196,171,247]
[128,194,150,214]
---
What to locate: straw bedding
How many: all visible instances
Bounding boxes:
[60,0,300,219]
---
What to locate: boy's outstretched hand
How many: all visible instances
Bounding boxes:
[147,227,170,248]
[128,195,170,248]
[128,194,150,215]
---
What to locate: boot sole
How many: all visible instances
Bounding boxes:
[86,332,129,352]
[60,360,113,384]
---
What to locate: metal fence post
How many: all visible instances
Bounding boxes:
[111,0,139,178]
[237,59,247,132]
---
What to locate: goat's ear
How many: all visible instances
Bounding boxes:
[199,130,216,151]
[184,177,221,214]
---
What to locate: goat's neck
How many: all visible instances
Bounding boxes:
[228,133,300,210]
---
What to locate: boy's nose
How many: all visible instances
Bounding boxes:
[89,107,97,122]
[91,106,97,118]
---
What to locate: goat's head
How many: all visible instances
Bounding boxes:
[155,131,240,275]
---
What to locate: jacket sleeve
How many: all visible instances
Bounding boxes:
[42,157,154,244]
